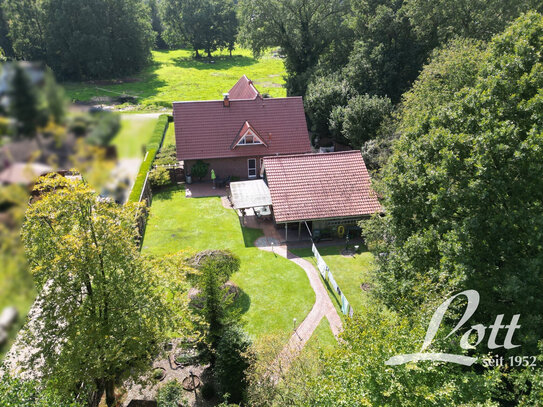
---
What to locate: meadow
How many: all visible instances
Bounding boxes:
[64,48,286,110]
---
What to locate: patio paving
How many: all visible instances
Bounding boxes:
[185,182,228,198]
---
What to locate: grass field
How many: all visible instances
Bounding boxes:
[64,48,286,109]
[290,245,374,317]
[142,186,314,340]
[112,115,158,158]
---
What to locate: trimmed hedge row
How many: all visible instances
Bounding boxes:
[128,114,171,203]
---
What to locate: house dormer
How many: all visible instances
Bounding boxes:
[231,121,268,149]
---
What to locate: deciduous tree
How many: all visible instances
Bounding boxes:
[20,175,190,406]
[238,0,350,96]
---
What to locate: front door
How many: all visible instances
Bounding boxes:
[248,158,257,178]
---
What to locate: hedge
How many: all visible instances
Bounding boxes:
[128,114,171,202]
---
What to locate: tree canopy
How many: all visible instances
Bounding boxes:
[238,0,351,96]
[366,11,543,356]
[20,175,192,406]
[2,0,154,80]
[161,0,238,58]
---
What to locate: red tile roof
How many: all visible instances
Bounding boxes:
[173,96,311,161]
[263,151,382,223]
[227,75,260,100]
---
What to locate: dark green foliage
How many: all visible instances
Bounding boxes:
[46,0,154,79]
[128,114,169,202]
[85,111,121,146]
[343,0,430,103]
[404,0,542,47]
[161,0,238,58]
[329,94,393,149]
[2,0,154,80]
[43,68,65,124]
[304,74,355,136]
[0,0,14,58]
[8,65,44,138]
[148,0,167,49]
[215,324,252,404]
[238,0,351,96]
[156,380,186,407]
[201,381,216,400]
[0,374,82,407]
[191,250,241,358]
[191,160,209,181]
[366,12,543,356]
[2,0,47,62]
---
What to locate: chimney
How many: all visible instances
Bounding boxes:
[223,93,230,107]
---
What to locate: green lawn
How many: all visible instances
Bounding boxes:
[111,115,158,159]
[304,318,337,355]
[64,48,286,109]
[163,121,176,147]
[290,245,374,317]
[142,186,314,340]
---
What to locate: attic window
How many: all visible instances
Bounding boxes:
[236,130,263,146]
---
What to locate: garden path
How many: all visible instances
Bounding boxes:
[255,232,342,375]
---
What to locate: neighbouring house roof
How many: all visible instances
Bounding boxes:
[227,75,260,100]
[263,151,382,223]
[173,80,311,161]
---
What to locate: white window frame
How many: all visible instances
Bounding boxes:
[248,158,257,178]
[236,129,263,146]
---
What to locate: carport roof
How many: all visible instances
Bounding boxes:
[229,179,272,209]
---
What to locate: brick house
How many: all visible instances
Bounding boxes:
[173,76,312,180]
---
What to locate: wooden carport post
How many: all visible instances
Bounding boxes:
[298,222,302,240]
[285,223,288,242]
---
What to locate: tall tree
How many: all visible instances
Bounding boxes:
[365,12,543,356]
[148,0,168,49]
[403,0,542,47]
[161,0,238,58]
[238,0,350,96]
[44,0,154,79]
[2,0,47,61]
[0,0,14,58]
[21,175,190,407]
[8,64,44,138]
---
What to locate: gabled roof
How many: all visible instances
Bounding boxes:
[227,75,260,100]
[263,151,382,223]
[173,96,311,161]
[230,121,268,149]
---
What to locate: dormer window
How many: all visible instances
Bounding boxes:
[231,121,268,149]
[237,130,263,146]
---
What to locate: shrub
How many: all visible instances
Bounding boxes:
[191,160,209,181]
[128,115,170,202]
[146,114,170,151]
[128,148,157,202]
[154,145,177,166]
[156,380,186,407]
[201,382,216,400]
[215,324,252,404]
[149,167,171,188]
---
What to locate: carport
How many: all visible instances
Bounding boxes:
[229,180,272,216]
